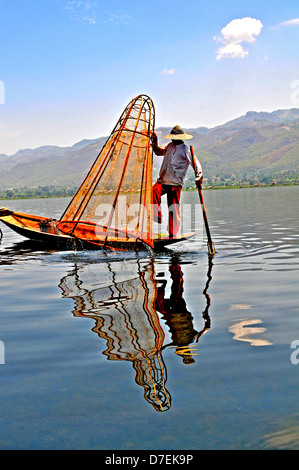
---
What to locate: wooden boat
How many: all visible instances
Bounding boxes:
[0,95,195,252]
[0,208,195,251]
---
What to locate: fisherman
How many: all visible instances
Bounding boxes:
[151,125,202,238]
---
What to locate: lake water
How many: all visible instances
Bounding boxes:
[0,186,298,450]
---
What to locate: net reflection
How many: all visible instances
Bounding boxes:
[59,257,213,412]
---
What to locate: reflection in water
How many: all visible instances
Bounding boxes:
[262,420,299,450]
[0,238,58,265]
[159,258,212,364]
[229,304,254,311]
[229,319,272,346]
[59,257,213,412]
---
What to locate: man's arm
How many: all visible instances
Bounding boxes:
[151,132,167,156]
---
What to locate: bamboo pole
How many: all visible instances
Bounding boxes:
[190,145,216,258]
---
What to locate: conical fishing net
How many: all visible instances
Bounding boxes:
[58,95,155,250]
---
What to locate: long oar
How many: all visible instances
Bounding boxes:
[190,146,216,258]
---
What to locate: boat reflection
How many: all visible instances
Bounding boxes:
[59,256,213,412]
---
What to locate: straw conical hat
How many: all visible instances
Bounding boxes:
[163,125,193,140]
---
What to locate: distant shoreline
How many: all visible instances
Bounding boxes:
[185,182,299,191]
[0,182,298,201]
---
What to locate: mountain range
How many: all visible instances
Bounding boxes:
[1,107,299,196]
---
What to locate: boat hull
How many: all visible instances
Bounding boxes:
[0,209,195,251]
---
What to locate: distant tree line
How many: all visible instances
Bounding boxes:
[0,185,77,199]
[1,173,298,200]
[184,169,299,189]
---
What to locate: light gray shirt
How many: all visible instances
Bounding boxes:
[154,143,202,186]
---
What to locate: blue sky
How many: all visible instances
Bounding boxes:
[0,0,299,155]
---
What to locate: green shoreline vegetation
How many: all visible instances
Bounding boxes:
[0,181,298,201]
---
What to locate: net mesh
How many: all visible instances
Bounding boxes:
[58,95,155,250]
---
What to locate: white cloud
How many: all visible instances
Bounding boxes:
[278,18,299,27]
[64,1,98,24]
[102,13,131,24]
[215,17,263,60]
[64,1,131,25]
[161,68,176,75]
[216,42,249,60]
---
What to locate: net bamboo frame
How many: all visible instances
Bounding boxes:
[58,95,155,251]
